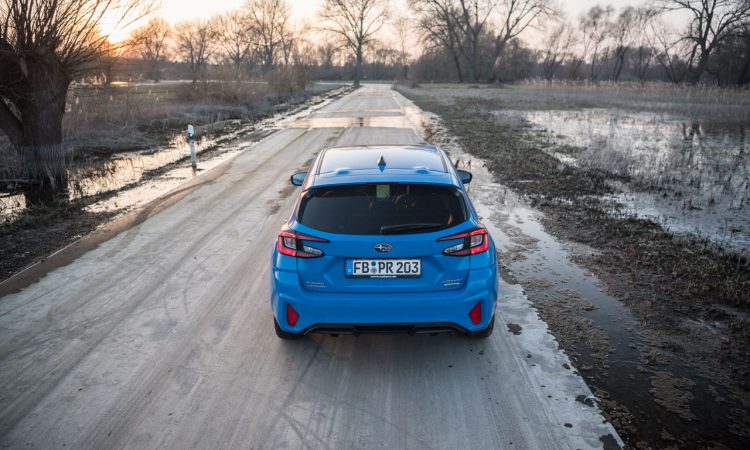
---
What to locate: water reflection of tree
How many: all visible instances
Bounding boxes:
[681,121,703,141]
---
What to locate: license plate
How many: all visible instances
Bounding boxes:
[346,259,421,278]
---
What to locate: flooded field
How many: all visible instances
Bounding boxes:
[397,83,750,449]
[0,87,347,221]
[517,108,749,253]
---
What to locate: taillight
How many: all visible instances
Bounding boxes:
[438,227,490,256]
[277,230,328,258]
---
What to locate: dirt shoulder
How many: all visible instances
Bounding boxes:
[397,84,750,449]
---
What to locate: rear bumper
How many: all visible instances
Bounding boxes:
[303,322,470,336]
[270,264,498,335]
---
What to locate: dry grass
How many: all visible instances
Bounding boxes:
[411,81,750,126]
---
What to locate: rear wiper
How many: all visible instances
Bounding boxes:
[380,223,443,234]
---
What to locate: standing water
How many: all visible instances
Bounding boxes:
[0,88,347,221]
[517,109,749,254]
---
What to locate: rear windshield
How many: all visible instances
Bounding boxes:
[297,184,468,235]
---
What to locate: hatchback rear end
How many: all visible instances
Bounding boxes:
[270,145,498,339]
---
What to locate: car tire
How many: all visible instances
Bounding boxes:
[274,318,302,340]
[470,315,495,339]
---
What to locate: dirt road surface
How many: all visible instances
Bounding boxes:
[0,85,621,449]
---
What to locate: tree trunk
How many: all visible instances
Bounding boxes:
[737,53,750,86]
[690,48,710,85]
[18,59,70,205]
[590,53,598,81]
[613,48,626,82]
[451,51,464,82]
[491,38,508,83]
[147,59,161,82]
[469,37,479,82]
[354,44,363,87]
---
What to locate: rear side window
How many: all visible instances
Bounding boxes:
[297,184,468,235]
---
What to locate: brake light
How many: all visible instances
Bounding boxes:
[438,227,490,256]
[277,230,328,258]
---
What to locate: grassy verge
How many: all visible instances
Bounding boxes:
[0,202,113,280]
[63,81,346,155]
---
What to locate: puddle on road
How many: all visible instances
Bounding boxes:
[291,115,415,129]
[513,108,750,254]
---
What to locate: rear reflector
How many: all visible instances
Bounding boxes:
[287,304,299,327]
[469,302,482,325]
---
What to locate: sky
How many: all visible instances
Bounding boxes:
[147,0,645,23]
[104,0,652,45]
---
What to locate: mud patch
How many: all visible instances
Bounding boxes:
[535,292,612,363]
[506,323,522,335]
[649,372,696,421]
[599,433,623,450]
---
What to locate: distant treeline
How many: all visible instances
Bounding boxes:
[407,1,750,86]
[102,0,750,87]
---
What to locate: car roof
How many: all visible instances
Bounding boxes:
[306,145,461,188]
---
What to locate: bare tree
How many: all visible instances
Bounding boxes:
[631,8,658,82]
[394,16,411,79]
[216,11,254,79]
[317,43,339,71]
[730,22,750,85]
[490,0,556,79]
[579,5,614,82]
[246,0,291,73]
[409,0,465,82]
[280,22,307,67]
[541,20,574,81]
[130,18,171,82]
[632,43,655,82]
[656,0,750,84]
[610,7,638,81]
[648,18,689,83]
[455,0,495,81]
[320,0,390,86]
[175,20,217,83]
[98,40,130,86]
[0,0,153,204]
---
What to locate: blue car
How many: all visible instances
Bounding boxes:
[270,145,498,339]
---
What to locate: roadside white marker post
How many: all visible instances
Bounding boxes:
[187,124,197,169]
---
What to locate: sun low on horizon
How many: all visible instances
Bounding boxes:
[99,0,639,45]
[100,0,324,43]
